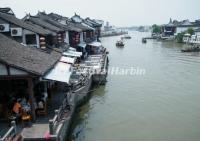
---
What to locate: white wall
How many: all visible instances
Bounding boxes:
[10,67,28,75]
[23,29,40,48]
[175,27,200,35]
[0,63,28,76]
[195,31,200,36]
[80,32,84,43]
[60,20,66,25]
[65,31,69,44]
[0,63,8,75]
[183,36,190,43]
[175,27,188,35]
[184,35,200,44]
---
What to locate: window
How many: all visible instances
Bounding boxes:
[26,34,37,45]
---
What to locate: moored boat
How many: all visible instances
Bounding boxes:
[122,34,131,39]
[116,40,125,47]
[142,38,147,43]
[181,46,200,52]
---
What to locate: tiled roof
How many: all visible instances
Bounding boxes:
[38,12,82,32]
[23,15,63,33]
[0,12,53,35]
[0,33,61,76]
[85,17,102,27]
[0,7,14,15]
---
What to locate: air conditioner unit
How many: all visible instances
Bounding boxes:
[0,24,9,32]
[11,28,23,36]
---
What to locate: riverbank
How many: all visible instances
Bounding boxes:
[100,31,128,37]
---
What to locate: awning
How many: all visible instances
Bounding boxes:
[44,62,72,83]
[78,43,87,48]
[184,33,191,36]
[63,51,82,57]
[60,56,76,64]
[68,50,82,56]
[88,41,102,47]
[69,47,76,52]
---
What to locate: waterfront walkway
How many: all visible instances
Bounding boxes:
[0,88,65,140]
[21,88,65,139]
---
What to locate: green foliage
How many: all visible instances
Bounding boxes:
[175,28,194,43]
[187,28,194,35]
[176,32,185,43]
[152,24,161,33]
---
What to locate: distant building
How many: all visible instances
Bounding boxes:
[70,13,96,44]
[194,28,200,36]
[161,19,176,37]
[104,21,113,31]
[85,17,103,39]
[182,28,200,44]
[161,19,200,40]
[174,19,200,35]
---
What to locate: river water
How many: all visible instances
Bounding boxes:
[68,31,200,141]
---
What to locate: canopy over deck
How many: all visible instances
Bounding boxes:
[69,47,76,52]
[63,50,82,57]
[78,43,87,48]
[88,41,102,47]
[60,56,76,64]
[44,62,72,83]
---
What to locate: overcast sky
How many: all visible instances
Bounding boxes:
[1,0,199,26]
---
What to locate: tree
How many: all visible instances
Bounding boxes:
[152,24,161,33]
[176,32,185,43]
[187,28,194,35]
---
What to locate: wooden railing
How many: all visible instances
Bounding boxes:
[0,121,17,141]
[49,110,59,135]
[49,92,72,135]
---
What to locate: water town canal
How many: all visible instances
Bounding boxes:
[68,31,200,141]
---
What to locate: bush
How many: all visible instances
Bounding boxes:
[176,32,185,43]
[187,28,194,35]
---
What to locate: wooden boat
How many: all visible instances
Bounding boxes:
[116,40,125,47]
[181,46,200,52]
[142,38,147,43]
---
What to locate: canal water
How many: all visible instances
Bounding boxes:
[68,31,200,141]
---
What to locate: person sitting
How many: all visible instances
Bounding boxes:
[38,100,44,110]
[22,100,31,114]
[36,98,46,115]
[12,99,22,118]
[21,109,31,126]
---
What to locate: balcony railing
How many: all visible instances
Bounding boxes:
[0,121,17,141]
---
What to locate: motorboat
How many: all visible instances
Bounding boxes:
[181,46,200,52]
[142,38,147,43]
[116,40,125,47]
[122,35,131,39]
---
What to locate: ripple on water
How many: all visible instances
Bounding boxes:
[69,32,200,141]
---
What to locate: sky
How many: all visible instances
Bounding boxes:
[1,0,200,27]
